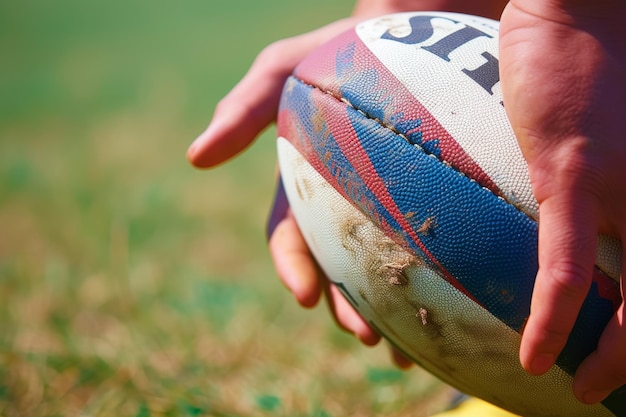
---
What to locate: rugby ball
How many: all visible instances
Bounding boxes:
[275,12,625,417]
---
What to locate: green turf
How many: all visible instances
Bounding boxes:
[0,1,450,415]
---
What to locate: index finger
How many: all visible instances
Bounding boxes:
[186,43,296,168]
[520,188,599,376]
[187,19,358,168]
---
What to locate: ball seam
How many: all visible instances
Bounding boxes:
[290,74,528,220]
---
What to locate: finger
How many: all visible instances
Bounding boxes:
[268,211,322,308]
[390,347,414,369]
[187,19,357,168]
[186,44,292,168]
[325,282,381,346]
[520,189,599,376]
[573,301,626,404]
[267,185,380,345]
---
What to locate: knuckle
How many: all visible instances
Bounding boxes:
[528,320,573,347]
[542,317,574,338]
[545,262,592,300]
[530,141,607,202]
[256,39,293,69]
[213,96,230,114]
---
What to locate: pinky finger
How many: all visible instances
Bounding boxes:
[269,211,322,308]
[573,301,626,404]
[390,347,414,369]
[325,281,381,346]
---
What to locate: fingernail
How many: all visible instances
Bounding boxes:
[189,123,216,151]
[189,129,209,153]
[529,353,555,375]
[187,132,205,155]
[187,140,198,158]
[582,390,609,404]
[187,127,213,162]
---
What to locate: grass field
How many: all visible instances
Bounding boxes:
[0,2,451,416]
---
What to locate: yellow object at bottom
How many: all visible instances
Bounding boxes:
[434,397,520,417]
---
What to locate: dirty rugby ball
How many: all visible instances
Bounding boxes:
[275,11,624,417]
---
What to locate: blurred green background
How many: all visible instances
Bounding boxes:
[0,1,450,416]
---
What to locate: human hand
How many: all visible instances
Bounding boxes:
[186,17,359,168]
[267,203,384,346]
[188,0,507,368]
[186,3,407,365]
[186,0,507,167]
[499,0,626,404]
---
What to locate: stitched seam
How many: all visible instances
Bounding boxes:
[291,75,534,219]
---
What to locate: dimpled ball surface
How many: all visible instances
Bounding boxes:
[276,11,625,417]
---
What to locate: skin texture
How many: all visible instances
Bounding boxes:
[187,0,508,363]
[188,0,626,405]
[499,0,626,404]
